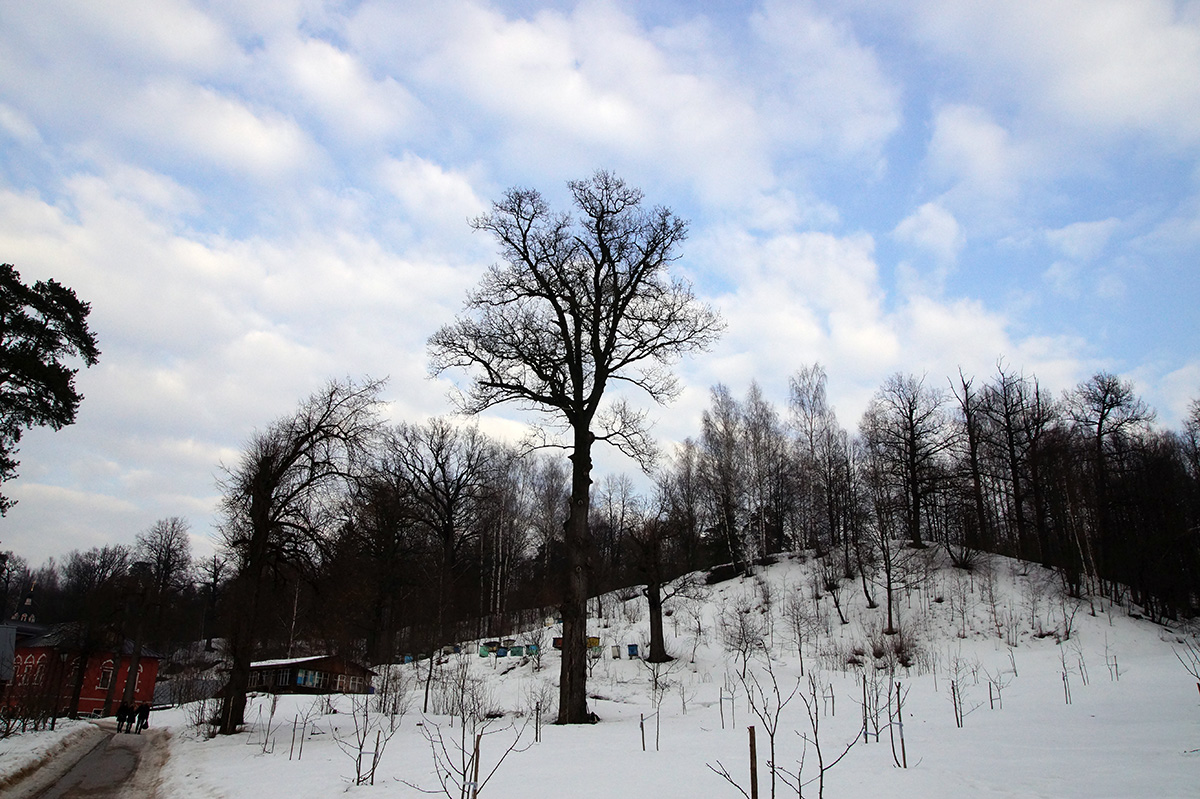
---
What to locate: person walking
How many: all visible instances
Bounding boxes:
[136,702,150,734]
[116,702,131,733]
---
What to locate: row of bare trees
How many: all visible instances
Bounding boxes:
[651,364,1199,631]
[10,368,1197,733]
[1,517,205,719]
[204,374,713,734]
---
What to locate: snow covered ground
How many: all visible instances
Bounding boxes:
[10,552,1200,798]
[0,718,94,787]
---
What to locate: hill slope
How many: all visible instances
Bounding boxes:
[149,550,1200,798]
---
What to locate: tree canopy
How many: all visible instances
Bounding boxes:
[0,263,100,514]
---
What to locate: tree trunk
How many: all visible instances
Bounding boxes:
[557,426,593,724]
[219,469,275,735]
[68,651,88,719]
[219,575,258,735]
[645,580,672,663]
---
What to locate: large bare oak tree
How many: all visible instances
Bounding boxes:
[217,378,384,734]
[428,171,722,723]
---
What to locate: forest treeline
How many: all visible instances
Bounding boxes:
[3,363,1199,674]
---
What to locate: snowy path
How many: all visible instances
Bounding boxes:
[7,722,170,799]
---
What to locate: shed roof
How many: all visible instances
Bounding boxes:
[250,655,327,668]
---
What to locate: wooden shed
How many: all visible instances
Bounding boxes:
[247,655,376,695]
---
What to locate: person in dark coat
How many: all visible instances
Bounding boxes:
[135,703,150,733]
[116,702,131,733]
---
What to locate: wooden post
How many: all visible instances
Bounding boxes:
[640,713,646,751]
[471,733,482,799]
[748,725,759,799]
[862,674,868,743]
[371,729,381,785]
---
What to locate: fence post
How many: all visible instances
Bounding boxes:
[748,725,759,799]
[471,733,482,799]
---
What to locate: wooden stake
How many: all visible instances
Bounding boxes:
[748,725,759,799]
[471,733,482,799]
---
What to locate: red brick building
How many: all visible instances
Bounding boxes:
[2,623,159,718]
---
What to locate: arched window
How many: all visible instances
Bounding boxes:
[33,655,47,686]
[19,654,36,686]
[97,659,115,690]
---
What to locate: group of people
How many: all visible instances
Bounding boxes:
[115,702,151,733]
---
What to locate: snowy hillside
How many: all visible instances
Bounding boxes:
[99,553,1200,796]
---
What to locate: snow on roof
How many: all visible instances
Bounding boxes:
[250,655,328,668]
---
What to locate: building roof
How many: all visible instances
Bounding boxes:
[250,655,328,668]
[15,622,161,659]
[249,654,377,676]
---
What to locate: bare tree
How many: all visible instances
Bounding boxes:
[136,517,192,593]
[217,377,385,735]
[1063,372,1154,595]
[387,419,497,654]
[659,438,707,573]
[134,516,194,649]
[743,381,793,558]
[428,171,722,723]
[861,373,954,549]
[701,384,751,571]
[199,553,227,652]
[949,370,990,560]
[775,674,860,799]
[59,544,130,717]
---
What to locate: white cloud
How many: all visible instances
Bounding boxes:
[750,0,901,165]
[1041,217,1123,297]
[927,105,1030,211]
[1045,218,1120,261]
[906,0,1200,148]
[0,103,42,145]
[1043,260,1081,298]
[894,202,965,267]
[379,154,489,239]
[1160,360,1200,426]
[272,34,421,144]
[0,163,478,562]
[8,0,236,73]
[0,0,1191,568]
[120,80,324,178]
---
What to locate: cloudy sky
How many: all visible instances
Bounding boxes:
[1,0,1198,566]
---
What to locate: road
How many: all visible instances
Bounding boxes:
[8,722,169,799]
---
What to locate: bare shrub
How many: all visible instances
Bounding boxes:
[333,694,401,786]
